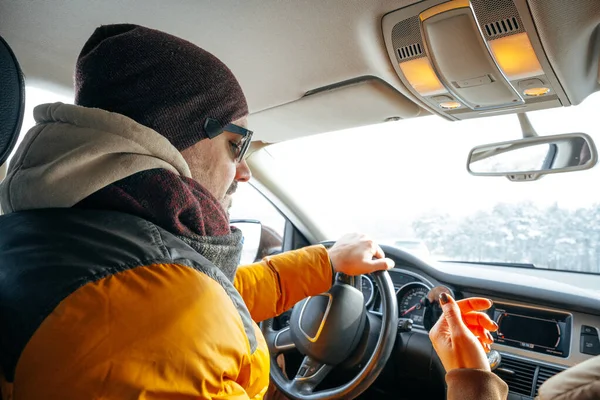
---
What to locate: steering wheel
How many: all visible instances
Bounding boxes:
[261,271,398,400]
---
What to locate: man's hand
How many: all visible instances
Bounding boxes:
[429,294,497,372]
[328,233,395,275]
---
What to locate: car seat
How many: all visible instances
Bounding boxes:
[0,34,25,181]
[0,33,25,398]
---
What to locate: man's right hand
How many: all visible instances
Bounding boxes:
[429,293,498,372]
[327,233,395,276]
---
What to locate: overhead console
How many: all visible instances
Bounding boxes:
[382,0,570,120]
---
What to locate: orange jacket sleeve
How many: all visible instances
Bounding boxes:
[234,245,333,322]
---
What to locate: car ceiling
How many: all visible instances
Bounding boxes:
[1,0,600,143]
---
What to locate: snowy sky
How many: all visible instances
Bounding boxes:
[266,92,600,238]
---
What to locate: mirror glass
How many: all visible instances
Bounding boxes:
[230,220,262,265]
[468,134,596,177]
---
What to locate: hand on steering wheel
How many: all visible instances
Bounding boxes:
[328,233,395,275]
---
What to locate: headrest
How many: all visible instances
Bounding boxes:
[0,36,25,166]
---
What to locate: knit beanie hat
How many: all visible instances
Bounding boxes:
[74,24,248,151]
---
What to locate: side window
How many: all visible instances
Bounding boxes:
[229,182,286,265]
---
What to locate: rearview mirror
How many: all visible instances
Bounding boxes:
[467,133,597,181]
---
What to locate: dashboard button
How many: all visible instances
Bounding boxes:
[306,364,320,376]
[580,334,600,356]
[582,325,599,336]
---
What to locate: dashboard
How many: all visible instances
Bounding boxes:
[272,243,600,399]
[352,246,600,399]
[365,270,439,330]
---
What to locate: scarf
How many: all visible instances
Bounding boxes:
[75,168,243,281]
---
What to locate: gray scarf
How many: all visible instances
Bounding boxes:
[177,227,244,282]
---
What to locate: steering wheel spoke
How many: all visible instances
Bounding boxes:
[263,320,296,354]
[333,272,361,290]
[272,326,296,352]
[290,356,333,394]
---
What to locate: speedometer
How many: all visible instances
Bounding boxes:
[398,283,429,327]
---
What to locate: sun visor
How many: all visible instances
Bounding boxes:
[248,77,422,143]
[382,0,571,121]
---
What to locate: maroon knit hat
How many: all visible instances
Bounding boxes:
[74,24,248,151]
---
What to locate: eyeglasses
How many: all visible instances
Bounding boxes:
[224,123,253,163]
[204,118,254,163]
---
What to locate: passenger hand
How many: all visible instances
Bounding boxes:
[328,233,394,275]
[429,294,497,372]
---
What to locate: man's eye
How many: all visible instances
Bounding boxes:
[230,141,240,154]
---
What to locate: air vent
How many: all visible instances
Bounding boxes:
[391,16,424,62]
[535,365,565,396]
[397,43,422,60]
[484,17,519,37]
[495,356,536,396]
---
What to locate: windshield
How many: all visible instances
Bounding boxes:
[266,92,600,275]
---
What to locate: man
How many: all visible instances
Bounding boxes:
[0,24,394,398]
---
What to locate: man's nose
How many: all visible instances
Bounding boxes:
[235,159,252,182]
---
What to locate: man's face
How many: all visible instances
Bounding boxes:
[180,117,252,212]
